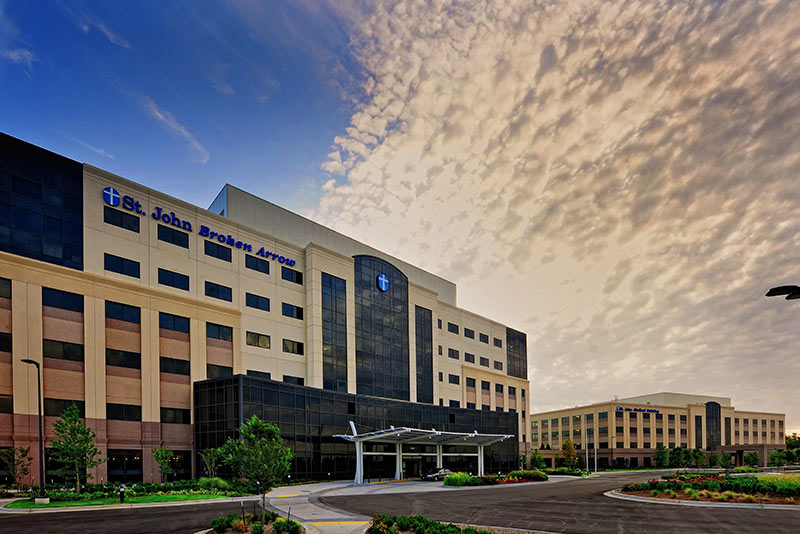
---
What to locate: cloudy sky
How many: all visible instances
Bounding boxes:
[2,1,798,433]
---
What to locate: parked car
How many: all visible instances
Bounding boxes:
[423,468,454,481]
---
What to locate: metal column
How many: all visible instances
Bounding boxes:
[354,441,364,485]
[477,445,485,476]
[436,444,443,468]
[395,443,403,480]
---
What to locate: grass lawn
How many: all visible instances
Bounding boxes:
[5,493,227,509]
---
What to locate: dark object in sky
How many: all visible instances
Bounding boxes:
[765,285,800,300]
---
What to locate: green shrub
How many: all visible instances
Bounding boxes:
[211,517,229,533]
[274,518,302,534]
[198,477,229,490]
[252,524,265,534]
[650,489,659,496]
[373,514,492,534]
[506,470,548,482]
[731,467,759,473]
[443,472,480,487]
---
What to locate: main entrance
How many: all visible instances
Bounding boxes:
[336,423,513,484]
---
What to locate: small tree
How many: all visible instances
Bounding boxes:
[519,453,527,470]
[0,446,32,491]
[707,453,719,468]
[768,450,786,467]
[560,439,578,470]
[654,444,668,468]
[691,448,705,469]
[153,446,174,483]
[222,415,293,529]
[49,403,104,495]
[786,433,800,450]
[744,451,760,468]
[199,447,224,478]
[668,447,684,468]
[530,449,546,470]
[719,452,732,469]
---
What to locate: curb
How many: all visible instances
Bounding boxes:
[604,490,800,510]
[0,495,259,514]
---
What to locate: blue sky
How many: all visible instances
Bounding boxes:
[0,0,359,211]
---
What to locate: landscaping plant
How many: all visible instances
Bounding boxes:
[48,402,104,495]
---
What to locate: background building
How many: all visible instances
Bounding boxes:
[0,132,530,484]
[531,392,786,468]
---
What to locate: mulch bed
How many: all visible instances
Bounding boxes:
[622,490,798,506]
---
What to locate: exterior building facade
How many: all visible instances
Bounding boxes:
[531,392,786,468]
[0,132,530,484]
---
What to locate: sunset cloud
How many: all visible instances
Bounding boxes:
[316,0,800,429]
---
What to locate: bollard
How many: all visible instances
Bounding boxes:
[119,487,125,503]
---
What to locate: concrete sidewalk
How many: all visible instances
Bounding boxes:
[266,482,370,534]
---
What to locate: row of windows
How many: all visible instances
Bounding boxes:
[42,399,188,425]
[439,320,502,348]
[536,411,699,429]
[439,346,502,370]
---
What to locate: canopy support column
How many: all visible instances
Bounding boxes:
[395,443,403,480]
[354,441,364,485]
[477,445,485,476]
[436,444,443,468]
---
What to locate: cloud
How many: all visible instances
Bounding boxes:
[61,133,114,159]
[315,0,800,428]
[0,47,36,70]
[61,2,132,49]
[0,1,36,75]
[140,96,210,164]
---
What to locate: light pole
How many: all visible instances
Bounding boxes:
[21,358,46,501]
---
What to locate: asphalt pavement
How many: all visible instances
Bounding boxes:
[320,471,799,534]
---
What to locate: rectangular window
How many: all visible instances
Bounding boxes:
[158,224,189,248]
[464,328,475,339]
[437,318,442,329]
[467,402,476,410]
[656,413,663,421]
[43,339,84,362]
[245,292,270,312]
[481,380,490,391]
[247,370,271,380]
[599,426,608,434]
[464,352,475,363]
[107,403,142,421]
[160,407,191,424]
[282,339,304,355]
[616,426,624,433]
[281,266,303,285]
[44,399,85,417]
[586,413,594,421]
[438,372,443,382]
[0,278,10,299]
[159,356,190,376]
[159,312,189,333]
[448,374,460,385]
[204,240,231,261]
[283,375,304,386]
[282,302,304,320]
[245,254,269,275]
[0,394,11,414]
[449,400,460,408]
[157,268,189,291]
[493,337,502,348]
[105,301,140,324]
[246,331,270,349]
[680,415,687,423]
[42,287,83,313]
[479,333,489,343]
[479,357,489,367]
[466,377,476,388]
[599,411,608,420]
[668,414,675,422]
[104,206,140,232]
[207,364,233,379]
[447,322,459,334]
[447,348,459,360]
[206,322,233,341]
[105,349,141,369]
[509,386,516,396]
[0,332,10,353]
[496,384,504,393]
[204,281,232,301]
[493,361,503,370]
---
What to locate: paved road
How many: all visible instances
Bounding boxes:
[0,499,256,534]
[320,471,799,534]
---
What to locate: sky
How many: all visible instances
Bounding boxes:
[2,1,799,434]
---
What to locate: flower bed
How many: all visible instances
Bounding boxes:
[368,514,492,534]
[210,512,303,534]
[443,470,548,487]
[620,473,800,504]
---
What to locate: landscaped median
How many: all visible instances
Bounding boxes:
[209,511,303,534]
[443,470,548,487]
[618,472,800,506]
[3,477,250,509]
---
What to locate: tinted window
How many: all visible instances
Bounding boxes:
[207,364,233,378]
[0,278,10,299]
[44,399,85,417]
[447,322,458,334]
[105,301,141,323]
[448,348,459,360]
[245,254,269,275]
[204,240,231,261]
[104,206,139,233]
[283,339,304,355]
[464,328,474,339]
[322,272,348,392]
[464,352,475,363]
[493,337,503,348]
[246,331,270,349]
[42,287,83,312]
[158,225,189,248]
[448,374,460,385]
[205,281,232,301]
[206,322,233,341]
[282,302,304,320]
[479,357,489,367]
[160,357,190,375]
[479,333,489,343]
[158,268,189,291]
[281,266,303,284]
[43,339,84,361]
[159,312,189,333]
[245,292,270,311]
[106,349,141,369]
[161,407,191,424]
[104,253,140,278]
[107,403,142,421]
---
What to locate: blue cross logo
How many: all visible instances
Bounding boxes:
[103,187,120,206]
[376,273,389,292]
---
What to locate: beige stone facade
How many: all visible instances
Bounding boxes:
[0,157,530,484]
[531,393,785,468]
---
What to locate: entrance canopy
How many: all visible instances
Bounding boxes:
[335,423,513,484]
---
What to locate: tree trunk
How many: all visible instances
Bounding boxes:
[76,466,81,495]
[261,491,266,528]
